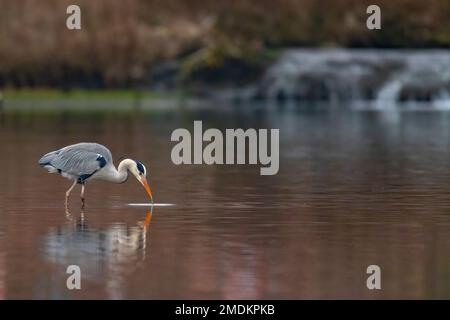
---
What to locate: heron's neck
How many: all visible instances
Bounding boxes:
[111,159,134,183]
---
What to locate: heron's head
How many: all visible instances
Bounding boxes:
[130,160,153,203]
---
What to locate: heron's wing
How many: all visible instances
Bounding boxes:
[46,145,109,180]
[64,143,113,163]
[38,150,60,167]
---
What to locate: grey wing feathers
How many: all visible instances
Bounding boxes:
[38,150,60,166]
[39,143,112,179]
[63,143,113,163]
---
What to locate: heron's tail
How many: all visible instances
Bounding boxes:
[38,150,59,173]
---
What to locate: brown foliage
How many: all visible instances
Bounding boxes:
[0,0,449,87]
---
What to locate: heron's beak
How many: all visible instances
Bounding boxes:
[140,177,154,203]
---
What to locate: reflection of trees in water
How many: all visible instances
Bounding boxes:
[41,209,152,299]
[219,240,266,300]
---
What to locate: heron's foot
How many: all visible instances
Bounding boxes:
[81,197,85,209]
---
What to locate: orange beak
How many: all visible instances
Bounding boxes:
[141,177,154,203]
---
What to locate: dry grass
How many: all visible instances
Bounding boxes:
[0,0,449,87]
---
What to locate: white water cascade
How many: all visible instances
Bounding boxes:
[244,49,450,108]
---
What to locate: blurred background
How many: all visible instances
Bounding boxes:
[1,0,450,102]
[2,0,450,300]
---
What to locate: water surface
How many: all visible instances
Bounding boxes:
[1,105,450,299]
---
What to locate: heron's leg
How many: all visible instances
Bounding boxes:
[65,180,77,207]
[80,183,86,208]
[65,205,72,221]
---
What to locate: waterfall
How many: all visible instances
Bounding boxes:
[243,49,450,108]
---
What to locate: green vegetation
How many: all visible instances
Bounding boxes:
[1,0,449,89]
[2,88,176,101]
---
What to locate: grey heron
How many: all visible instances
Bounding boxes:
[38,142,154,207]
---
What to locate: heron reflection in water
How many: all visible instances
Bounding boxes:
[41,208,153,298]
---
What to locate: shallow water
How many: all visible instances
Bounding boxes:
[127,203,175,207]
[2,105,450,299]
